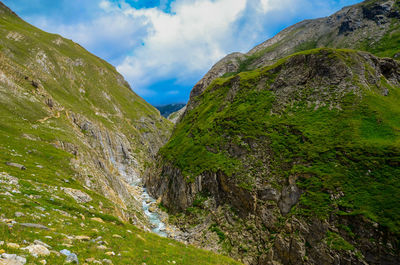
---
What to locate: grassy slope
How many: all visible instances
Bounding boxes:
[0,3,172,150]
[0,4,240,265]
[160,48,400,235]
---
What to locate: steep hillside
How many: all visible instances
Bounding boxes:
[185,0,400,113]
[149,48,400,265]
[0,2,241,264]
[167,106,187,124]
[146,1,400,264]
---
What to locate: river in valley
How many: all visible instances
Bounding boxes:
[140,187,168,237]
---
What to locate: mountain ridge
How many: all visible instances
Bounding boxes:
[184,0,400,115]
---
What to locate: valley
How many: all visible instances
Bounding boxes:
[1,0,400,264]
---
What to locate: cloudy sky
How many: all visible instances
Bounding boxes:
[4,0,361,105]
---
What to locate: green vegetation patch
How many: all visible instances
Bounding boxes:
[325,231,355,251]
[359,19,400,58]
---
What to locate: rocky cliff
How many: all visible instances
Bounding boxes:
[146,0,400,264]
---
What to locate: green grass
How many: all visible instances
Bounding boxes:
[325,231,355,251]
[359,19,400,58]
[0,6,239,265]
[160,48,400,235]
[209,224,226,243]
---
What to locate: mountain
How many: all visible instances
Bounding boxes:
[0,2,240,264]
[185,0,400,113]
[155,103,186,118]
[146,1,400,264]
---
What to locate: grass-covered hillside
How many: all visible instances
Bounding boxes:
[0,169,240,264]
[0,2,241,264]
[185,0,400,109]
[154,48,400,264]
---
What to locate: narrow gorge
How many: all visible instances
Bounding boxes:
[0,0,400,265]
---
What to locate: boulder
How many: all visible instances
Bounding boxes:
[0,253,26,265]
[60,249,78,264]
[75,236,90,241]
[5,162,26,170]
[33,240,51,249]
[20,223,49,230]
[63,188,92,204]
[22,244,50,257]
[91,217,104,223]
[6,243,19,249]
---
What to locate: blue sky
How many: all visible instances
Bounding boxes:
[3,0,362,105]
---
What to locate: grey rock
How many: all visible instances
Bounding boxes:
[14,212,24,218]
[278,185,301,215]
[60,249,79,264]
[22,244,50,257]
[257,187,280,202]
[0,253,27,265]
[62,188,92,204]
[5,162,26,170]
[20,223,49,230]
[33,240,51,249]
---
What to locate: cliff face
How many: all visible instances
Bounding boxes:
[147,1,400,264]
[0,1,172,225]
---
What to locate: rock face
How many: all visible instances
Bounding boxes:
[147,1,400,264]
[186,52,245,112]
[167,106,187,124]
[0,1,172,228]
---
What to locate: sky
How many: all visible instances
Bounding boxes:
[3,0,362,105]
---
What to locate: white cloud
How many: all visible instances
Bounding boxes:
[261,0,289,13]
[116,0,248,93]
